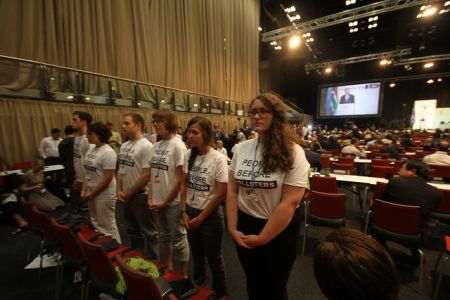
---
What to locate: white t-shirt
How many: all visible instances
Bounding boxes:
[230,139,309,219]
[118,138,153,194]
[150,136,187,205]
[74,135,93,182]
[83,144,117,197]
[184,148,228,210]
[217,147,228,157]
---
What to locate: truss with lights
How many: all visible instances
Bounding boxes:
[261,0,441,43]
[393,54,450,66]
[305,48,412,72]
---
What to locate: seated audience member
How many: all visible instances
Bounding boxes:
[366,135,381,147]
[422,137,434,151]
[341,138,367,158]
[381,133,393,146]
[301,142,321,172]
[379,160,442,226]
[314,228,399,300]
[400,133,416,148]
[323,135,341,151]
[19,163,65,212]
[423,140,450,166]
[379,140,400,160]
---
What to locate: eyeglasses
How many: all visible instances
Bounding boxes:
[249,109,272,118]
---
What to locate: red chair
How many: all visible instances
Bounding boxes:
[369,199,424,294]
[433,235,450,299]
[431,189,450,223]
[319,150,333,157]
[11,161,33,170]
[19,197,42,261]
[364,181,388,232]
[369,165,394,179]
[319,156,331,169]
[428,165,450,179]
[371,159,391,166]
[302,191,345,256]
[310,175,337,194]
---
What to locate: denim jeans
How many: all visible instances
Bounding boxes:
[187,205,227,297]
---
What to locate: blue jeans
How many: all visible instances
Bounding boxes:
[187,205,227,297]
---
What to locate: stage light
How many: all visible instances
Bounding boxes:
[445,1,450,6]
[288,14,301,22]
[284,6,296,13]
[193,103,199,107]
[389,82,396,88]
[404,64,413,71]
[427,79,434,84]
[349,28,358,33]
[302,33,311,38]
[423,62,434,68]
[274,45,282,50]
[67,95,74,99]
[379,59,391,66]
[324,67,333,74]
[418,6,437,18]
[258,26,262,31]
[270,41,277,46]
[348,21,358,27]
[85,97,90,101]
[288,35,301,48]
[346,0,356,6]
[437,78,443,82]
[137,102,141,106]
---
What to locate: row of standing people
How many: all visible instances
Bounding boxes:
[72,92,310,300]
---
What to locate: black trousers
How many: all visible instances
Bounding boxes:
[186,206,227,297]
[236,209,301,300]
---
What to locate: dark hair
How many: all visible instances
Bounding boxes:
[250,93,295,172]
[185,116,213,184]
[152,109,178,133]
[403,160,430,180]
[123,113,145,131]
[73,111,93,125]
[314,228,399,300]
[437,140,449,152]
[64,125,77,135]
[51,128,60,134]
[351,137,359,145]
[105,122,113,126]
[88,122,112,144]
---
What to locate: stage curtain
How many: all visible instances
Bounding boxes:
[0,0,259,102]
[0,98,246,164]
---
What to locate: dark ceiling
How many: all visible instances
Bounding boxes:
[260,0,450,67]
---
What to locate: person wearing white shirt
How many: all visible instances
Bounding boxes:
[82,122,121,242]
[423,140,450,166]
[215,139,228,157]
[39,128,63,165]
[148,109,189,277]
[181,117,228,297]
[341,138,367,158]
[117,113,158,260]
[227,93,309,300]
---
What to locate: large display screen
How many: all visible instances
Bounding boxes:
[317,82,382,118]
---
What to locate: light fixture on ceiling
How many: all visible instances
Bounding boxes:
[67,95,74,99]
[284,6,296,13]
[379,58,392,66]
[423,62,434,68]
[427,79,434,84]
[193,103,199,107]
[389,82,396,88]
[137,102,141,106]
[270,41,277,46]
[349,27,358,33]
[417,5,437,18]
[404,64,413,71]
[288,35,301,48]
[437,78,443,82]
[346,0,356,6]
[348,21,358,27]
[274,45,282,50]
[85,97,90,101]
[288,14,301,22]
[324,67,333,74]
[368,23,378,29]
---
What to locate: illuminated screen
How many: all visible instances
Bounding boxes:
[317,82,382,118]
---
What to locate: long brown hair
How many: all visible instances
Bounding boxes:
[251,93,295,173]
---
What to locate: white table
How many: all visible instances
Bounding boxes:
[0,165,64,177]
[0,169,23,177]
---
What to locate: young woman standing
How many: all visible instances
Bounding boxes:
[227,93,309,300]
[148,109,189,277]
[181,116,228,298]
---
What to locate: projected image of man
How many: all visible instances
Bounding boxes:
[339,88,355,104]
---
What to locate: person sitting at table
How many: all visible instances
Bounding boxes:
[379,140,400,160]
[20,163,65,212]
[423,140,450,166]
[314,228,399,300]
[300,141,321,172]
[341,138,366,158]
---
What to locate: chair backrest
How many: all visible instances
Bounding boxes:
[11,161,33,170]
[429,165,450,178]
[434,189,450,214]
[337,157,354,164]
[310,175,337,193]
[19,197,41,230]
[78,232,118,284]
[319,156,331,169]
[319,150,332,157]
[332,163,354,175]
[309,191,345,219]
[369,165,395,179]
[50,218,84,261]
[32,206,57,241]
[373,181,388,201]
[371,159,391,166]
[115,255,164,300]
[373,199,421,235]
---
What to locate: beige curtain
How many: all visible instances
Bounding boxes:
[0,98,248,164]
[0,0,259,102]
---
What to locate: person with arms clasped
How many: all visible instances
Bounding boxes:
[82,122,121,242]
[148,110,189,277]
[181,117,228,298]
[227,93,309,300]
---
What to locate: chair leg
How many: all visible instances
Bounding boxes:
[54,255,64,300]
[39,240,45,280]
[364,210,372,234]
[433,253,449,299]
[418,248,424,294]
[302,224,310,257]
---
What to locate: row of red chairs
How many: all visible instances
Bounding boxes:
[19,197,215,300]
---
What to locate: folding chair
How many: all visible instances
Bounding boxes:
[310,175,337,194]
[431,189,450,223]
[369,165,394,179]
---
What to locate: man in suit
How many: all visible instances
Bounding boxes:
[339,88,355,104]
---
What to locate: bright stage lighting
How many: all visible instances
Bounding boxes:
[289,35,301,49]
[389,82,396,88]
[423,62,434,69]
